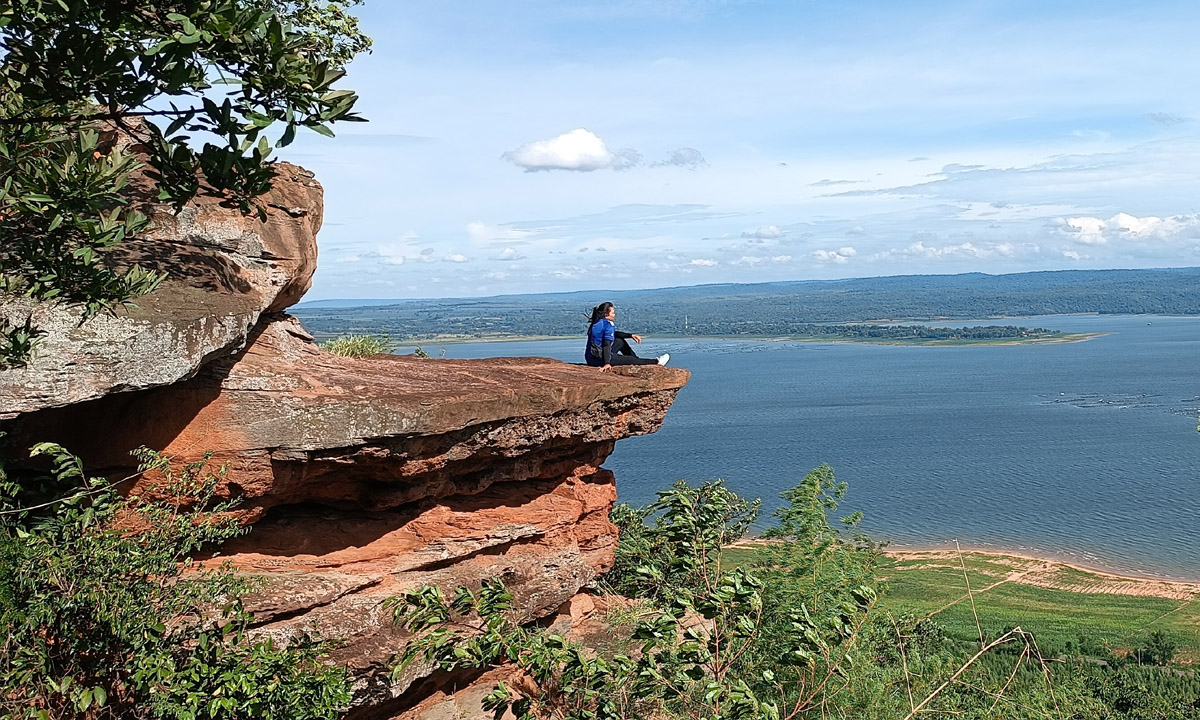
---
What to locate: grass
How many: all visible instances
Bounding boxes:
[721,546,1200,664]
[319,334,396,358]
[881,555,1200,663]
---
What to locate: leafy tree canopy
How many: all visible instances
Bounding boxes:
[0,0,369,365]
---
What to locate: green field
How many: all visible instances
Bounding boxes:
[882,553,1200,663]
[723,547,1200,664]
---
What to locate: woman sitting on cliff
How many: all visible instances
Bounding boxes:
[584,302,669,371]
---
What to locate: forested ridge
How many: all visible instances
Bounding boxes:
[293,267,1200,340]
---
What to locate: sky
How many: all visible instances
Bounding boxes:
[280,0,1200,301]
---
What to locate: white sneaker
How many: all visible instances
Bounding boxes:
[657,353,670,366]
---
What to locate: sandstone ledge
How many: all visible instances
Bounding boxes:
[4,315,689,711]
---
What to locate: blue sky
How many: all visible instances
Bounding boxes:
[282,0,1200,300]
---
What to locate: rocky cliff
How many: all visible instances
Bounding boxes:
[0,163,688,718]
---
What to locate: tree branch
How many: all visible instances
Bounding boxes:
[0,108,200,126]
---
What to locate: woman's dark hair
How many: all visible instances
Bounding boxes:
[588,302,614,327]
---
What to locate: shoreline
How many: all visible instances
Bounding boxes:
[730,538,1200,588]
[886,546,1200,586]
[386,332,1105,348]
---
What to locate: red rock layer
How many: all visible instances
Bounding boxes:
[5,315,689,711]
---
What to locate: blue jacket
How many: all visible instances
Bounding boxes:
[584,319,631,366]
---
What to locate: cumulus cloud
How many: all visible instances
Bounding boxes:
[503,129,640,172]
[652,147,708,169]
[871,239,1033,261]
[493,247,527,261]
[741,225,784,239]
[690,258,717,266]
[1059,212,1200,246]
[442,252,470,263]
[812,247,857,264]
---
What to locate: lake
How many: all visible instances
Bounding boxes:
[397,315,1200,581]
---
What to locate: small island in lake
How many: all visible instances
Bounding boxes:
[772,323,1099,345]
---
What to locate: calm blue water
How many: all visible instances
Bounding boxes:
[401,315,1200,580]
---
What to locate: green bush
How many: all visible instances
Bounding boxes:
[0,444,351,719]
[390,469,883,720]
[319,333,396,357]
[388,466,1200,719]
[0,0,369,365]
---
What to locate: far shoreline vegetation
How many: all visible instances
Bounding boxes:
[293,266,1200,346]
[314,328,1105,348]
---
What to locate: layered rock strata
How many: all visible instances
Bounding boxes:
[1,161,689,716]
[0,162,322,420]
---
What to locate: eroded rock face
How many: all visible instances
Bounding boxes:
[0,163,321,420]
[6,314,689,710]
[1,157,690,717]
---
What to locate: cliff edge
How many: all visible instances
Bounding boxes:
[0,162,689,717]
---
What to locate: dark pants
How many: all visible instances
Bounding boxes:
[607,337,658,366]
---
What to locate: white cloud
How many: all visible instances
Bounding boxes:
[732,254,792,265]
[690,258,718,266]
[493,247,527,261]
[550,266,584,279]
[905,241,987,259]
[1062,216,1110,245]
[1059,212,1200,246]
[442,252,470,263]
[374,243,408,265]
[742,225,784,239]
[503,128,640,172]
[812,246,857,264]
[1062,250,1083,260]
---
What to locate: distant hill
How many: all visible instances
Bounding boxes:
[293,267,1200,340]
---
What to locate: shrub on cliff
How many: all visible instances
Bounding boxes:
[320,333,396,358]
[0,0,370,366]
[389,469,891,720]
[390,467,1171,719]
[0,444,351,719]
